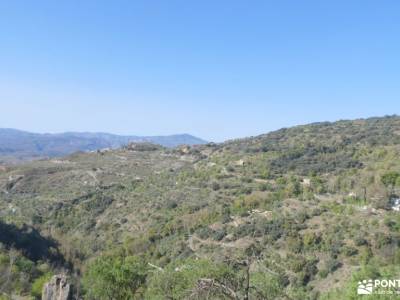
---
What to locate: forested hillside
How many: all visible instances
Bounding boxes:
[1,116,400,299]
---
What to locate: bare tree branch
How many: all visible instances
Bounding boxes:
[191,278,238,300]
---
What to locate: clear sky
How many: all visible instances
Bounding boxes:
[0,1,399,142]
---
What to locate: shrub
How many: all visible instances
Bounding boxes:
[145,258,236,299]
[31,272,52,299]
[375,234,392,248]
[342,245,358,256]
[197,227,213,239]
[83,255,147,300]
[381,171,400,189]
[211,182,220,191]
[303,232,321,250]
[287,237,303,253]
[354,236,368,246]
[212,229,226,241]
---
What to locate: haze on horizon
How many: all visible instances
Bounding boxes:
[1,1,399,142]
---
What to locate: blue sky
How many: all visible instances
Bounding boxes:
[0,1,399,141]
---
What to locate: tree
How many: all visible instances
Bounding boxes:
[83,255,147,300]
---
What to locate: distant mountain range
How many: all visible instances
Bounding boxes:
[0,128,207,162]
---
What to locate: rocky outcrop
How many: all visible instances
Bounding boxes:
[42,274,71,300]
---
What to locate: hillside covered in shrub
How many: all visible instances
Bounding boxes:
[1,116,400,299]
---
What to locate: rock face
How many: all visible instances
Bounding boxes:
[42,274,71,300]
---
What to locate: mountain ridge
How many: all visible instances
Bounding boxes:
[0,128,207,162]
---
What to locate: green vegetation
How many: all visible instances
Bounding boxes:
[1,116,400,299]
[83,255,147,299]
